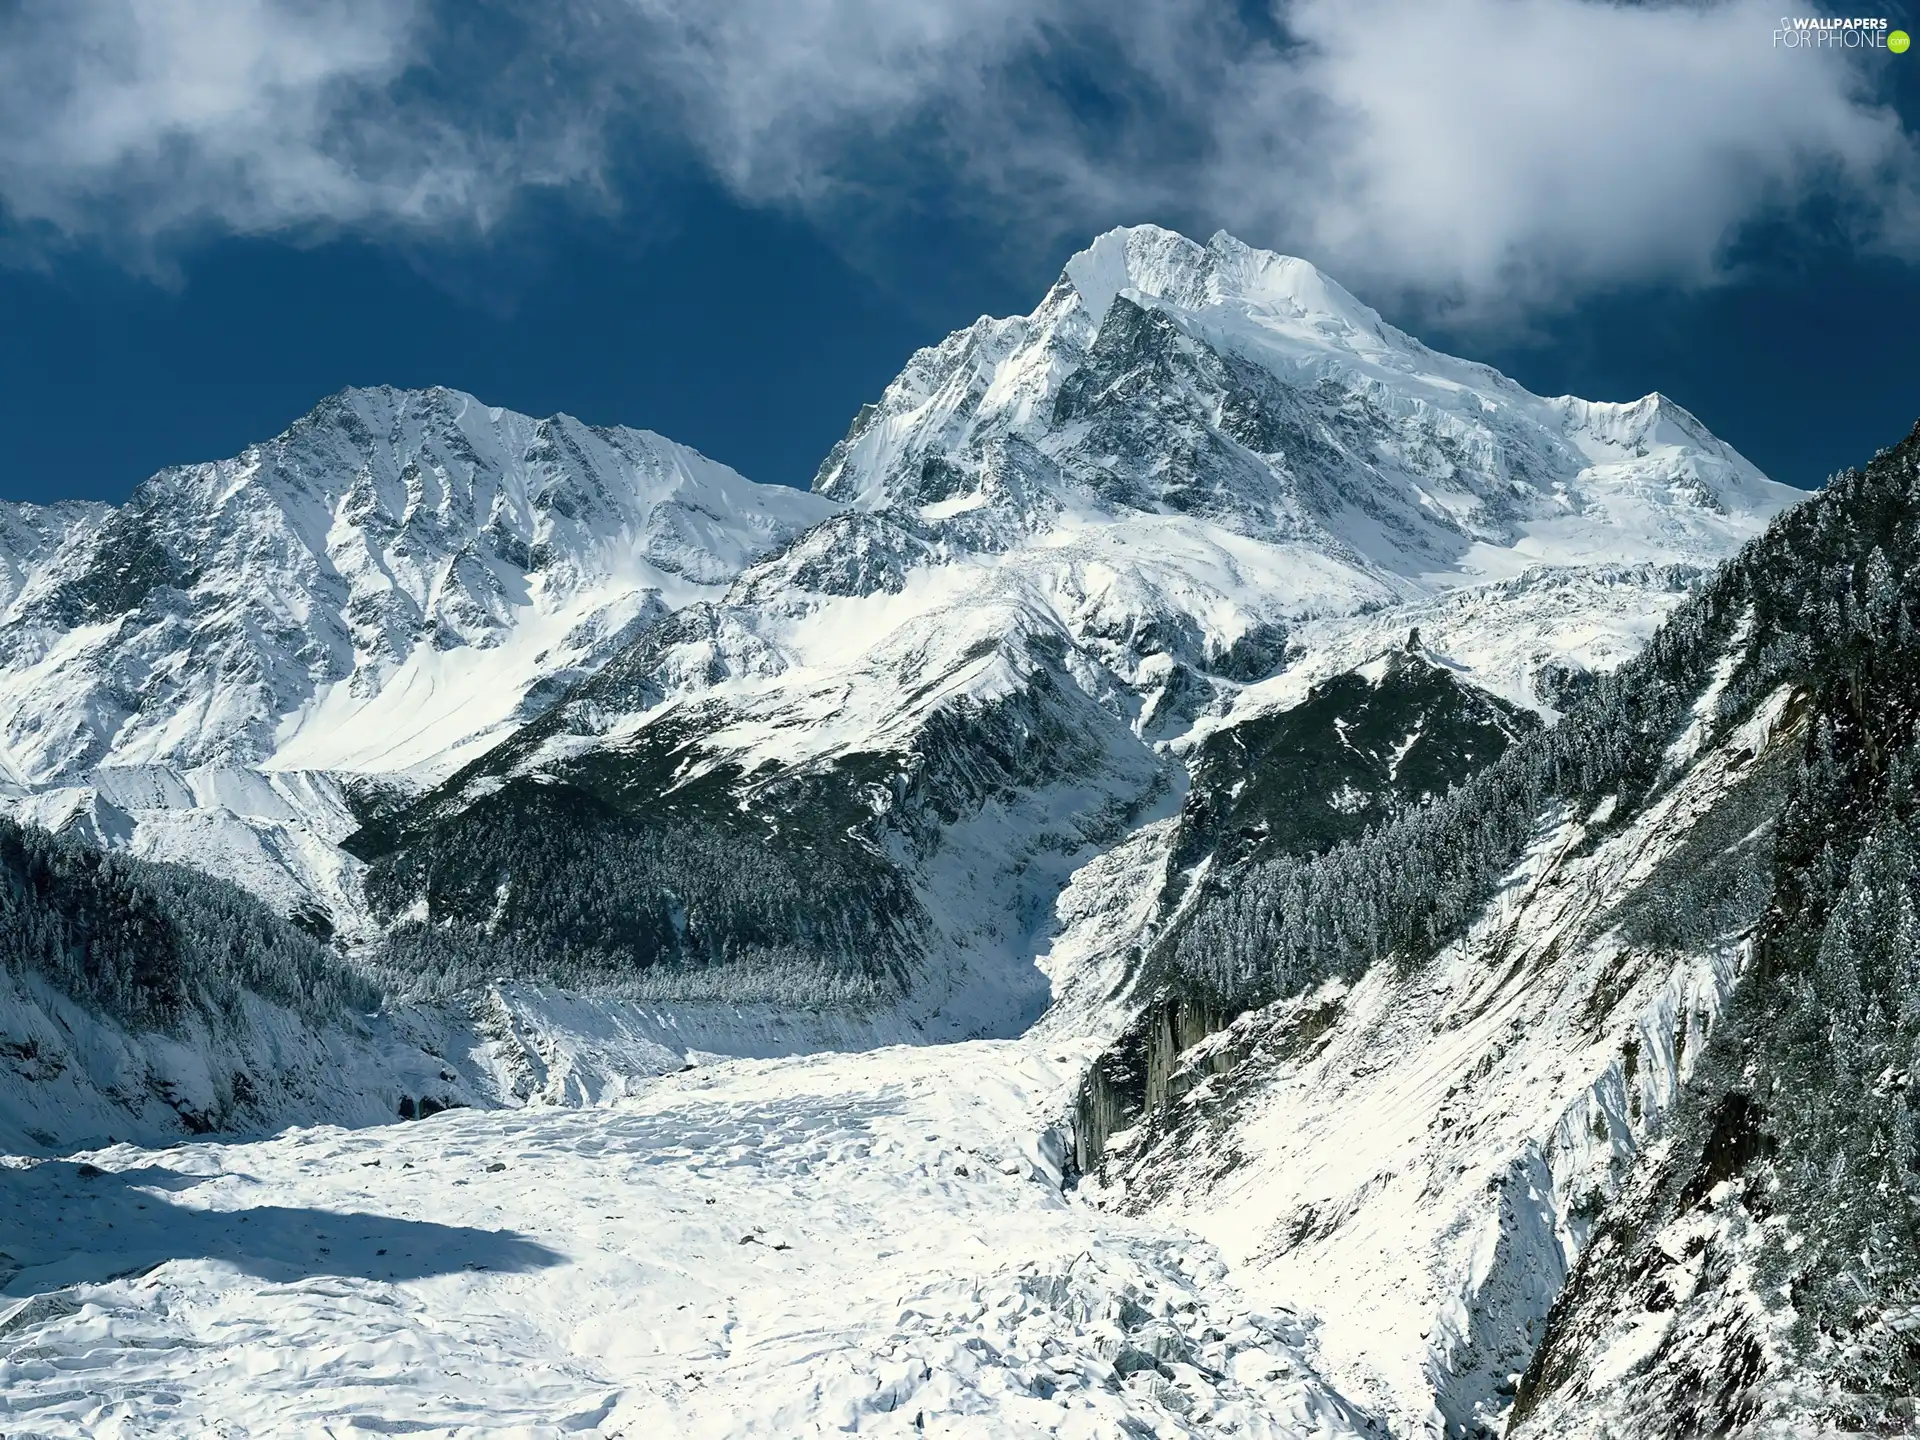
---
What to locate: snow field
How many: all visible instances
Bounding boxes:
[1,1040,1373,1438]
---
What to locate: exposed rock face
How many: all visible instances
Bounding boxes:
[0,386,835,937]
[340,226,1792,1026]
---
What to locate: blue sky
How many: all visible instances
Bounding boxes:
[3,0,1918,503]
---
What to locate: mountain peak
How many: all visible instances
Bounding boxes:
[1061,224,1213,323]
[816,219,1792,559]
[299,383,504,438]
[1553,389,1757,476]
[0,385,837,790]
[1061,225,1392,347]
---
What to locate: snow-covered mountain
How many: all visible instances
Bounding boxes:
[0,387,835,932]
[816,227,1780,584]
[8,225,1899,1440]
[0,223,1804,1161]
[1075,422,1920,1436]
[350,225,1798,1034]
[2,385,836,784]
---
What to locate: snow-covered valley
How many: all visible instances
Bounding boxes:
[13,221,1903,1438]
[0,666,1795,1438]
[2,1038,1382,1440]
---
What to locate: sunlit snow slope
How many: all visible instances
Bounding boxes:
[0,387,835,937]
[352,224,1798,1033]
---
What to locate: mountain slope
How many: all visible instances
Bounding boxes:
[1079,421,1920,1437]
[347,225,1796,1035]
[1169,642,1541,875]
[0,813,422,1149]
[0,387,835,935]
[0,499,108,619]
[1510,424,1920,1438]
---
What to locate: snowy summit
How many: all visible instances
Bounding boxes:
[0,225,1863,1439]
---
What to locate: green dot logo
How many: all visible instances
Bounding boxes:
[1892,29,1912,53]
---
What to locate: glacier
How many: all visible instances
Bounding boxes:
[0,224,1836,1438]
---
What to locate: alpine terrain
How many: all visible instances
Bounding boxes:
[0,386,836,939]
[1074,418,1920,1437]
[6,224,1893,1438]
[341,225,1794,1031]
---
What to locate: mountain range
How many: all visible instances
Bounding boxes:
[6,224,1896,1439]
[0,226,1795,1028]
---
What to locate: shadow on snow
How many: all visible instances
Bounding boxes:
[0,1159,564,1301]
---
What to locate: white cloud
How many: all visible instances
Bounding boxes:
[2,0,1915,311]
[620,0,1058,201]
[0,0,598,261]
[626,0,1920,311]
[1219,0,1920,308]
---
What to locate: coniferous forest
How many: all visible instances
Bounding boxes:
[0,816,378,1032]
[1089,420,1920,1430]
